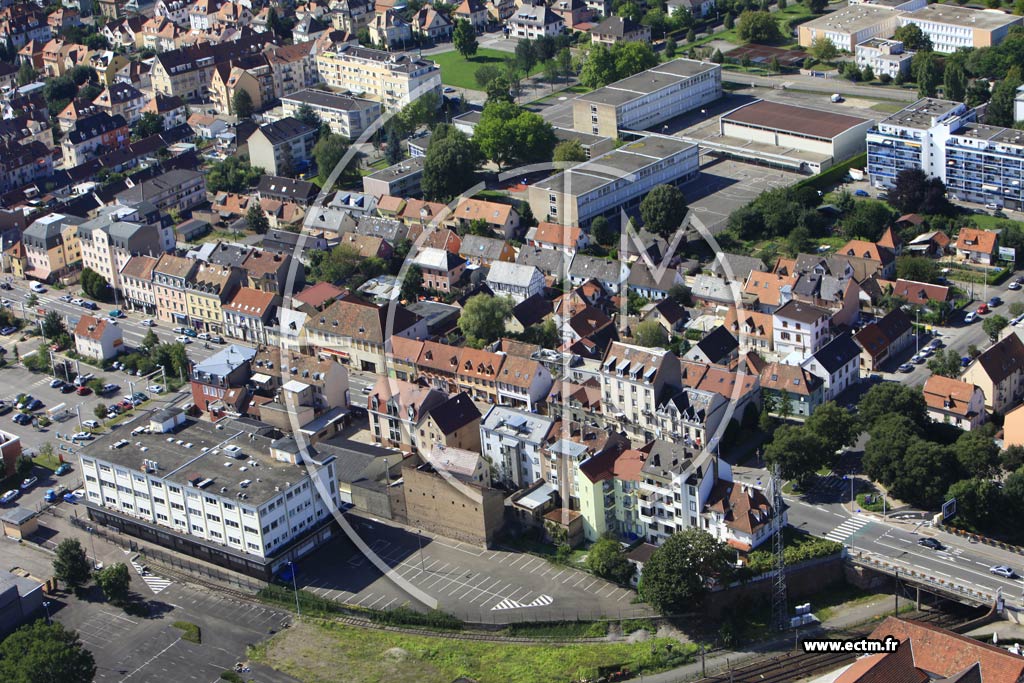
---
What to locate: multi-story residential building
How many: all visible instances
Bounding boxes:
[411,4,452,41]
[240,249,299,295]
[485,262,545,304]
[314,44,443,111]
[637,442,720,546]
[577,447,646,543]
[411,247,466,293]
[480,406,555,487]
[413,392,482,454]
[454,347,505,405]
[496,354,553,412]
[155,0,190,26]
[600,342,682,442]
[368,9,412,50]
[190,344,256,414]
[760,362,825,418]
[797,5,901,52]
[74,314,124,361]
[453,198,520,238]
[853,308,913,372]
[868,99,972,190]
[141,94,188,130]
[855,38,913,80]
[367,378,448,452]
[530,135,700,227]
[77,206,166,291]
[153,253,198,325]
[211,1,252,29]
[453,0,489,30]
[898,5,1021,53]
[210,55,275,116]
[363,157,424,197]
[23,213,85,282]
[188,0,216,30]
[61,112,129,167]
[247,117,318,177]
[115,169,207,214]
[305,295,427,373]
[281,89,382,139]
[119,255,159,314]
[41,37,88,78]
[184,263,244,334]
[222,287,280,344]
[505,1,564,39]
[772,300,832,360]
[572,59,721,139]
[801,330,861,402]
[0,139,52,194]
[78,408,340,579]
[652,386,727,449]
[92,82,147,126]
[590,16,650,46]
[923,375,986,431]
[962,333,1024,414]
[0,6,52,48]
[264,42,320,100]
[149,33,266,101]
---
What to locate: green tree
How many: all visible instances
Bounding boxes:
[858,382,928,431]
[1005,467,1024,521]
[764,424,826,488]
[141,328,159,353]
[804,402,856,459]
[894,23,932,51]
[723,12,733,29]
[983,314,1009,342]
[474,100,556,170]
[927,348,963,378]
[579,45,618,88]
[585,537,635,584]
[132,111,164,139]
[638,529,733,613]
[458,294,513,347]
[16,61,36,86]
[809,36,838,63]
[634,320,669,347]
[1002,445,1024,473]
[80,267,110,302]
[944,478,999,531]
[94,403,108,420]
[453,19,478,59]
[666,36,678,57]
[205,156,264,193]
[0,620,96,683]
[896,256,939,283]
[712,48,724,64]
[515,40,537,73]
[231,89,254,118]
[736,10,781,42]
[889,168,951,215]
[246,204,269,235]
[421,127,481,201]
[42,310,67,339]
[313,133,351,183]
[591,215,614,246]
[890,439,959,509]
[769,56,782,74]
[294,103,322,132]
[53,538,92,588]
[553,139,587,164]
[639,184,688,238]
[803,0,827,12]
[987,68,1023,127]
[954,429,1000,479]
[915,53,942,99]
[94,562,131,604]
[475,64,502,89]
[965,79,992,107]
[401,265,423,301]
[943,60,967,102]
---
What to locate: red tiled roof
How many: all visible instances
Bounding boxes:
[224,287,276,316]
[293,281,344,309]
[533,222,582,248]
[956,228,998,255]
[923,375,980,419]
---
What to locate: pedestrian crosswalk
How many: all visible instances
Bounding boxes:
[491,594,554,611]
[130,558,172,594]
[824,516,871,543]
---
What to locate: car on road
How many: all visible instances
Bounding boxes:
[29,282,45,293]
[0,402,10,416]
[0,326,16,335]
[977,303,990,314]
[991,565,1017,578]
[82,419,99,429]
[147,384,164,394]
[911,354,926,364]
[20,476,37,490]
[59,294,72,302]
[63,492,77,504]
[443,86,456,93]
[898,363,914,373]
[0,299,11,308]
[11,413,30,425]
[928,338,943,349]
[0,490,18,505]
[0,282,11,290]
[965,312,979,323]
[210,335,224,344]
[198,332,210,340]
[72,432,92,441]
[80,301,98,310]
[183,328,198,337]
[141,319,155,326]
[917,537,944,550]
[175,335,192,344]
[172,326,187,334]
[70,298,84,306]
[76,386,91,396]
[989,297,1002,308]
[109,309,124,318]
[1010,281,1021,291]
[854,189,869,197]
[55,463,71,476]
[132,392,147,402]
[361,385,373,394]
[49,378,63,388]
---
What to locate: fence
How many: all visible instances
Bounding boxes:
[848,549,996,606]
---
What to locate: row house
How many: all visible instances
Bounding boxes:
[962,333,1024,414]
[241,249,299,295]
[413,392,482,455]
[0,139,52,194]
[92,83,147,127]
[637,442,720,546]
[496,352,553,412]
[724,307,773,355]
[600,342,681,443]
[153,253,198,325]
[223,287,280,344]
[543,427,627,509]
[41,38,88,78]
[23,213,85,282]
[0,6,51,48]
[61,112,129,168]
[77,205,166,291]
[801,331,861,403]
[366,377,447,452]
[264,42,320,100]
[652,386,727,451]
[759,362,824,418]
[115,169,207,215]
[150,32,266,101]
[480,406,555,488]
[119,255,159,314]
[185,263,244,334]
[577,446,647,543]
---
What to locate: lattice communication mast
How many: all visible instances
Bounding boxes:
[769,464,788,631]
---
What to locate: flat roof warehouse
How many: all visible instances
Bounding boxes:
[721,100,872,141]
[576,59,719,108]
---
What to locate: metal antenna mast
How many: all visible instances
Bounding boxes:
[770,463,788,631]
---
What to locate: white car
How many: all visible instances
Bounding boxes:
[29,282,45,293]
[965,312,978,324]
[172,326,187,334]
[49,378,63,388]
[141,319,155,327]
[71,432,92,441]
[198,332,210,341]
[175,335,192,344]
[147,384,165,394]
[70,298,84,306]
[82,419,99,428]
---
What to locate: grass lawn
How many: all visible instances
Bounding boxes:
[33,450,62,472]
[970,213,1024,229]
[529,84,591,105]
[432,49,542,90]
[251,620,696,683]
[692,4,815,47]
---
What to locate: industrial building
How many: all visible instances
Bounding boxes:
[528,135,699,227]
[707,100,874,173]
[572,58,721,138]
[798,5,901,52]
[897,5,1022,53]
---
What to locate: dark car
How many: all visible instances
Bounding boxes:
[60,383,76,393]
[25,399,43,411]
[989,296,1002,308]
[0,326,16,335]
[0,402,10,416]
[80,301,98,310]
[76,386,92,396]
[917,537,944,550]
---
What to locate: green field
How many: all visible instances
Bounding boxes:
[251,620,696,683]
[431,49,542,90]
[692,3,815,48]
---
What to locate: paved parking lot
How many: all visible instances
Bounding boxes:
[296,516,652,624]
[680,158,802,235]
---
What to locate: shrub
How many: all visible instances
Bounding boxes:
[172,621,201,643]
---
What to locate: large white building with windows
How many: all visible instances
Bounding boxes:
[77,407,339,579]
[314,45,442,111]
[897,5,1022,54]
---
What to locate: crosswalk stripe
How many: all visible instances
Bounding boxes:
[129,558,172,594]
[824,516,870,543]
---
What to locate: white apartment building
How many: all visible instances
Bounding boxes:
[314,45,442,111]
[797,5,901,52]
[638,444,723,546]
[855,38,913,79]
[572,59,721,138]
[529,135,699,227]
[78,408,339,579]
[479,406,554,488]
[600,342,682,442]
[484,262,545,304]
[898,5,1022,54]
[77,205,167,290]
[800,331,861,402]
[772,301,832,360]
[280,89,382,140]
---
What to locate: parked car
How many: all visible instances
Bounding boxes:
[60,383,76,394]
[55,463,72,476]
[76,386,91,396]
[44,487,65,503]
[49,378,63,388]
[991,565,1017,579]
[961,356,972,367]
[74,373,94,386]
[0,401,10,415]
[131,392,147,402]
[80,301,98,310]
[183,328,198,337]
[108,309,124,318]
[70,298,84,306]
[101,383,118,394]
[977,303,990,315]
[175,336,192,344]
[62,492,77,504]
[25,399,42,411]
[928,338,943,349]
[0,326,17,335]
[82,419,99,429]
[59,294,72,302]
[898,363,914,373]
[198,332,210,341]
[29,282,45,293]
[854,189,869,197]
[210,335,224,344]
[0,282,11,290]
[1010,281,1021,291]
[20,476,37,490]
[71,432,92,441]
[965,312,979,323]
[11,413,30,425]
[0,490,19,505]
[917,537,943,550]
[141,319,155,327]
[147,384,164,394]
[172,326,187,334]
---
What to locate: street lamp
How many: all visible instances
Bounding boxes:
[288,561,301,617]
[42,600,51,624]
[844,474,857,511]
[85,526,99,570]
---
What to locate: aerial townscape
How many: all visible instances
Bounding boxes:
[9,0,1024,681]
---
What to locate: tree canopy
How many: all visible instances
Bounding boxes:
[453,19,478,59]
[313,134,351,184]
[736,11,781,43]
[421,125,481,201]
[640,184,688,238]
[638,528,733,614]
[895,23,933,51]
[633,320,669,348]
[888,168,952,216]
[458,294,513,348]
[231,89,254,118]
[473,100,556,170]
[205,156,264,193]
[0,621,96,683]
[553,139,587,164]
[53,538,92,588]
[95,562,132,604]
[579,42,658,89]
[585,537,635,585]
